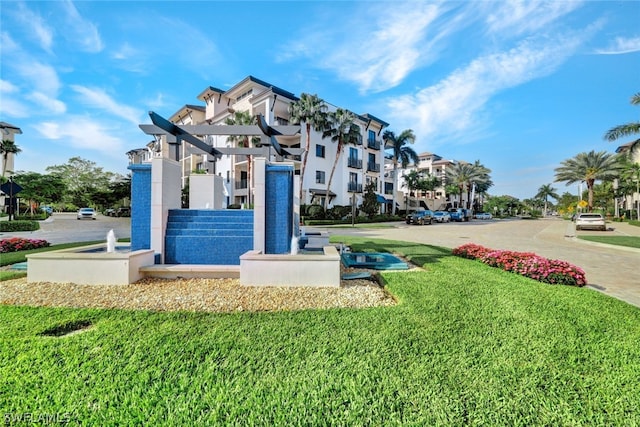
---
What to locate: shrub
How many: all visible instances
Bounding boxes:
[0,237,50,253]
[453,243,587,287]
[0,220,40,232]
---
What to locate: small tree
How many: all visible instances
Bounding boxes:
[361,181,379,218]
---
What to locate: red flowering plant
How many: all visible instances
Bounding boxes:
[0,237,50,253]
[453,243,587,287]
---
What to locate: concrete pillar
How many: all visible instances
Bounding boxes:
[253,157,266,253]
[151,157,181,263]
[189,174,225,209]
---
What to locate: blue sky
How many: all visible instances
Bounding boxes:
[1,0,638,200]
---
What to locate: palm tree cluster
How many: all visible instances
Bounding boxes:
[1,139,22,179]
[445,161,492,210]
[604,92,640,154]
[383,130,419,215]
[534,184,560,216]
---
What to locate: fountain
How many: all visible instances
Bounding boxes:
[107,229,116,253]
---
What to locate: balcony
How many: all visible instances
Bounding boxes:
[355,134,363,145]
[348,182,363,193]
[235,179,248,190]
[367,162,380,172]
[367,138,380,150]
[348,158,362,169]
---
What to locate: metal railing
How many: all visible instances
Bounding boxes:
[367,162,380,172]
[348,158,362,169]
[348,182,363,193]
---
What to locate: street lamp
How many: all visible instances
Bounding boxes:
[613,179,619,218]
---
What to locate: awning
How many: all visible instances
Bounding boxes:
[309,188,337,197]
[376,194,393,203]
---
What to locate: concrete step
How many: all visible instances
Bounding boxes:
[139,264,240,279]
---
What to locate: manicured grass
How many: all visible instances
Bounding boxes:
[578,235,640,249]
[0,271,26,281]
[1,237,639,425]
[324,222,398,229]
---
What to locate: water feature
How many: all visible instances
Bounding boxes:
[341,252,409,270]
[107,229,116,253]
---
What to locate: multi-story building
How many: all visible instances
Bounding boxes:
[155,76,389,211]
[386,151,458,212]
[615,140,640,218]
[0,121,22,214]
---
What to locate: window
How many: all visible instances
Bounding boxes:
[315,170,325,184]
[316,144,325,158]
[349,147,358,160]
[368,130,375,143]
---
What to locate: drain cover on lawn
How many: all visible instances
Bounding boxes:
[39,320,93,337]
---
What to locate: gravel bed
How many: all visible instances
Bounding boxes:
[0,272,397,313]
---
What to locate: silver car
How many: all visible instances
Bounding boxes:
[433,211,451,223]
[575,213,606,231]
[77,207,97,220]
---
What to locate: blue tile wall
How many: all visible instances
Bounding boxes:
[265,164,293,254]
[164,209,254,265]
[128,164,151,251]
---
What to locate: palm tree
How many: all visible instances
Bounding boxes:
[225,111,259,207]
[402,170,422,210]
[1,139,21,179]
[445,162,484,209]
[604,92,640,154]
[288,94,328,204]
[554,150,623,212]
[322,108,361,212]
[383,129,419,215]
[535,184,560,216]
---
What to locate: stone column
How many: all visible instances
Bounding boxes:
[151,157,181,263]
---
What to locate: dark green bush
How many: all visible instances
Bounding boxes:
[227,204,241,209]
[0,220,40,232]
[15,213,47,221]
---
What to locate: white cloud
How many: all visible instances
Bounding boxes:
[485,0,583,35]
[595,36,640,55]
[385,32,589,146]
[111,42,137,60]
[70,85,143,125]
[0,79,19,93]
[13,60,61,97]
[0,32,19,53]
[278,2,464,94]
[27,92,67,114]
[0,97,30,118]
[36,116,126,155]
[15,1,54,52]
[61,0,103,53]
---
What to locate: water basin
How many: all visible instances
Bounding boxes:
[341,252,408,270]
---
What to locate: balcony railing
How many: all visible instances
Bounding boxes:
[367,138,380,150]
[235,179,248,190]
[348,182,363,193]
[348,158,362,169]
[355,134,363,145]
[367,162,380,172]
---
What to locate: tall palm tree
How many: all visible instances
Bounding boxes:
[288,93,328,204]
[535,184,560,216]
[322,108,361,212]
[1,139,21,179]
[604,92,640,154]
[554,150,623,212]
[383,129,419,215]
[225,111,259,207]
[445,162,484,209]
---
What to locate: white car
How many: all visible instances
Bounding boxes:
[574,213,606,231]
[432,211,451,223]
[474,212,492,220]
[77,207,97,220]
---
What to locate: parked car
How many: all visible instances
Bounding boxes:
[116,207,131,217]
[432,211,450,223]
[574,213,606,231]
[448,208,471,222]
[406,210,434,225]
[104,208,116,217]
[40,205,53,215]
[474,212,492,220]
[77,207,97,220]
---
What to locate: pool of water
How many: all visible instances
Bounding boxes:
[341,252,408,270]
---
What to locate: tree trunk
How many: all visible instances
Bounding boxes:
[325,141,343,212]
[299,123,311,204]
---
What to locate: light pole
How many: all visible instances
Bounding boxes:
[613,179,619,218]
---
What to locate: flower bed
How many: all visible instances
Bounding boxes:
[0,237,50,253]
[453,243,587,287]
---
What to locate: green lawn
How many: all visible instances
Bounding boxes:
[1,237,639,425]
[578,235,640,249]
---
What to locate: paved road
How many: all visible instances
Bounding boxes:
[313,217,640,308]
[0,213,131,245]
